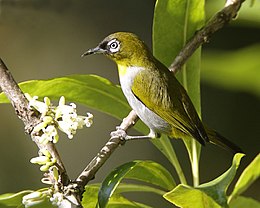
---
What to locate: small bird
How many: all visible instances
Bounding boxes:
[82,32,243,154]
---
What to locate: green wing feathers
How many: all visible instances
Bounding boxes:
[131,66,208,145]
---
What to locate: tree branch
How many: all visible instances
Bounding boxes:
[169,0,245,73]
[74,110,138,196]
[0,59,70,196]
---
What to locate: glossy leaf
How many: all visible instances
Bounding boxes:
[0,190,31,207]
[115,183,166,196]
[97,160,175,208]
[81,185,99,208]
[0,74,129,120]
[123,161,176,190]
[153,0,205,68]
[103,195,152,208]
[164,153,244,207]
[82,184,153,208]
[164,184,221,208]
[197,153,244,207]
[229,153,260,200]
[0,190,54,208]
[229,196,260,208]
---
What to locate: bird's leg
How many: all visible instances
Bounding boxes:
[110,127,160,142]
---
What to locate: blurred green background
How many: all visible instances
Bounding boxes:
[0,0,259,207]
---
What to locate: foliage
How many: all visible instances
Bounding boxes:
[203,1,260,97]
[201,45,260,97]
[0,0,259,207]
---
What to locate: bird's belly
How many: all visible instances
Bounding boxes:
[120,83,171,135]
[132,98,172,135]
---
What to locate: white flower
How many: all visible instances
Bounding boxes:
[85,113,93,127]
[22,191,47,207]
[50,192,64,207]
[30,156,50,165]
[30,148,57,172]
[25,94,50,117]
[25,94,93,143]
[35,125,59,144]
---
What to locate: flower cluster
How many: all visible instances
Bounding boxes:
[25,94,93,144]
[23,94,93,207]
[22,188,66,207]
[30,149,57,172]
[22,189,50,208]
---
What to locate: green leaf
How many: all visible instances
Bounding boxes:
[105,195,153,208]
[82,184,153,208]
[202,44,260,97]
[164,184,221,208]
[153,0,205,186]
[153,0,205,68]
[97,160,175,208]
[197,153,244,207]
[123,161,176,190]
[164,153,244,207]
[0,190,54,208]
[115,183,166,196]
[229,196,260,208]
[82,185,99,208]
[0,74,130,120]
[0,190,31,207]
[151,135,187,184]
[229,153,260,201]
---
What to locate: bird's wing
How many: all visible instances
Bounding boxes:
[131,67,208,144]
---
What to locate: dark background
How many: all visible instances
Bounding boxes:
[0,1,259,207]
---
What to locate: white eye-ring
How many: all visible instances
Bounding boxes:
[108,39,120,53]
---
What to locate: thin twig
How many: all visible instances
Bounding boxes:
[0,59,70,195]
[74,110,138,196]
[169,0,245,73]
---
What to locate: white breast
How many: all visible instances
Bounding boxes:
[118,66,171,137]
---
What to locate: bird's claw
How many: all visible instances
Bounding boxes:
[110,127,128,144]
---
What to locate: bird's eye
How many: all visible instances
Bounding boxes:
[107,39,120,53]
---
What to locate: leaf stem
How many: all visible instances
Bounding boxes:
[192,141,199,186]
[169,146,188,185]
[152,136,187,185]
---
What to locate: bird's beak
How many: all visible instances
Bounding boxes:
[81,46,106,57]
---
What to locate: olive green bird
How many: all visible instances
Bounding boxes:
[82,32,242,154]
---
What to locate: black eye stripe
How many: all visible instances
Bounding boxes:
[99,41,108,50]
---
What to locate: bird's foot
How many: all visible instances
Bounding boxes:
[110,127,154,144]
[110,127,128,145]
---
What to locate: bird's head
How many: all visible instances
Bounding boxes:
[82,32,153,67]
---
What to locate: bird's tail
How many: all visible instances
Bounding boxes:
[205,127,244,154]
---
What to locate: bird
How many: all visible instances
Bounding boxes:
[82,32,243,154]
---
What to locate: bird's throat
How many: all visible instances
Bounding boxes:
[117,64,128,77]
